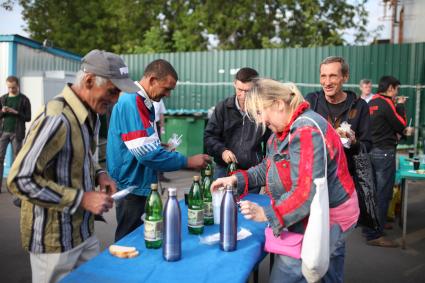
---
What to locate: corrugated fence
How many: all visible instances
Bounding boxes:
[122,43,425,118]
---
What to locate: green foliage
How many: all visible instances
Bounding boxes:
[18,0,370,55]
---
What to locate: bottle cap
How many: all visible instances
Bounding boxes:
[168,188,177,196]
[205,170,211,175]
[151,183,158,191]
[225,185,233,191]
[193,175,200,181]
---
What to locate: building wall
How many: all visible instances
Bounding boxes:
[402,0,425,43]
[16,44,80,78]
[0,42,10,94]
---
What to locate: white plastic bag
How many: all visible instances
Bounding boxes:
[293,116,330,282]
[111,186,137,201]
[301,177,330,282]
[166,133,183,151]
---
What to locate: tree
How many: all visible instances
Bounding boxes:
[17,0,370,54]
[1,0,13,10]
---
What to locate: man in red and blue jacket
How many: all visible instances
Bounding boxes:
[107,59,209,241]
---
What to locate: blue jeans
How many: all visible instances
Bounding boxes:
[0,132,22,189]
[363,148,396,240]
[213,164,261,194]
[269,224,354,283]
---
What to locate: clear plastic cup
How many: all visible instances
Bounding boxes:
[212,187,225,224]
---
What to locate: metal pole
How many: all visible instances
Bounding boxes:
[414,85,421,154]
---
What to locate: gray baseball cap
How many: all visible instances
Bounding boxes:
[81,49,139,93]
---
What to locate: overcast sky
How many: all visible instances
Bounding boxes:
[0,0,390,45]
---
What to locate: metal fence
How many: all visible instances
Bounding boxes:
[122,42,425,115]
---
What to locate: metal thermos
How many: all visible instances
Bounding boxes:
[220,185,237,251]
[163,188,181,261]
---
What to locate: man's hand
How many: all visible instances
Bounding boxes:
[187,154,210,170]
[346,129,357,145]
[97,172,117,196]
[336,128,356,144]
[80,191,113,215]
[9,108,18,114]
[335,127,347,138]
[222,150,238,164]
[395,96,408,104]
[404,126,414,137]
[2,106,18,114]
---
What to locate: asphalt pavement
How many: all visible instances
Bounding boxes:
[1,169,424,283]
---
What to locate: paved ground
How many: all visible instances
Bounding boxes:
[1,169,425,283]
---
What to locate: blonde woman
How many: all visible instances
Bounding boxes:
[211,79,359,283]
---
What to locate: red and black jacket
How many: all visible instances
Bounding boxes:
[368,94,406,149]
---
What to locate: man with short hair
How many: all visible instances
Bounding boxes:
[360,79,374,103]
[366,75,410,247]
[0,76,31,192]
[7,49,134,282]
[305,56,372,177]
[204,67,271,193]
[306,56,398,248]
[107,59,210,241]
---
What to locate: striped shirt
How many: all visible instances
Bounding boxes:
[7,84,103,253]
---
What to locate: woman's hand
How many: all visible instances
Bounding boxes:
[210,176,237,192]
[239,200,267,222]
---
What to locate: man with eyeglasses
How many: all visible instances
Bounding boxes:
[7,49,137,283]
[204,68,271,193]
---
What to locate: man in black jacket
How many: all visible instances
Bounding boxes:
[366,76,410,247]
[0,76,31,192]
[204,68,270,193]
[306,56,398,248]
[305,56,372,176]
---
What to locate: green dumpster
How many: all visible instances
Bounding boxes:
[163,116,205,157]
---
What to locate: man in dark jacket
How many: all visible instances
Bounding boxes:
[204,67,270,193]
[366,76,409,247]
[0,76,31,192]
[306,56,397,247]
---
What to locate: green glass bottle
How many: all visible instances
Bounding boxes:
[201,162,213,180]
[144,183,163,249]
[227,162,239,202]
[203,170,214,225]
[188,176,204,234]
[227,162,237,176]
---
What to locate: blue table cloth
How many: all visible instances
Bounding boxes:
[61,194,270,283]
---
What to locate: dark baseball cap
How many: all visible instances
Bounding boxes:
[81,49,139,93]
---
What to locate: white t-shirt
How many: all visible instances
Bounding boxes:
[361,93,375,103]
[153,100,166,122]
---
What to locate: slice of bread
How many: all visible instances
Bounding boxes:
[109,245,139,258]
[125,250,139,258]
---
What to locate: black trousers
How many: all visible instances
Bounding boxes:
[115,194,147,242]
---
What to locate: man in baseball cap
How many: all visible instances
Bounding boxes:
[81,49,139,94]
[7,49,134,282]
